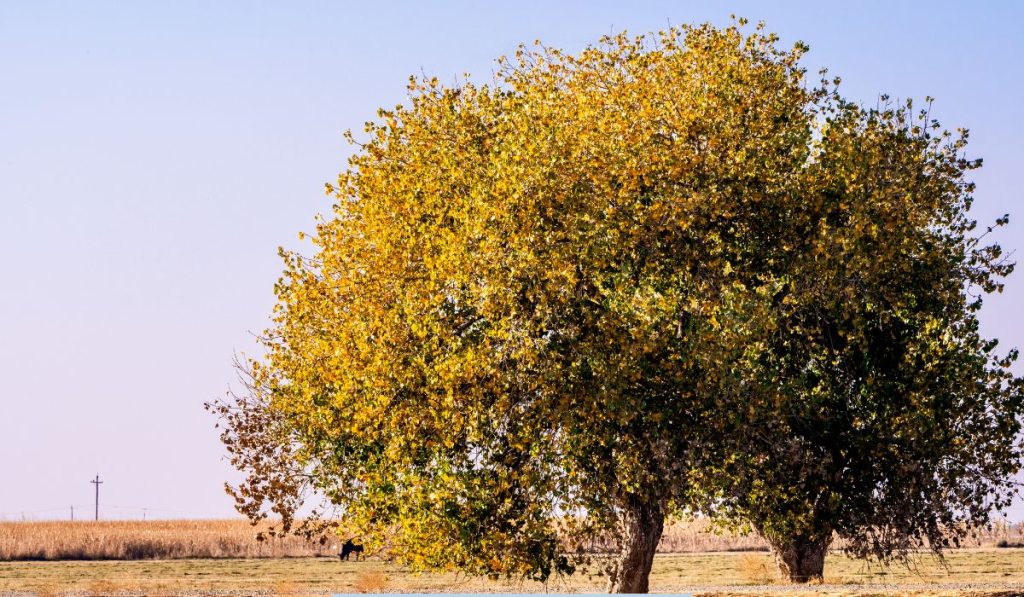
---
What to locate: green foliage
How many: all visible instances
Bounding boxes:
[698,95,1023,572]
[210,18,1023,591]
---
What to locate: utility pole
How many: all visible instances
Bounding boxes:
[90,474,103,521]
[71,505,74,521]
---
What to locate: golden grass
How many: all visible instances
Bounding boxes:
[2,517,1020,563]
[272,578,301,596]
[2,550,1024,595]
[737,552,776,584]
[352,570,390,593]
[0,519,330,561]
[0,517,768,562]
[660,517,769,552]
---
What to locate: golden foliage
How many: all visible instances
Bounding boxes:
[214,15,1022,589]
[243,20,820,582]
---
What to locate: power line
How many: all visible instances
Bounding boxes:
[0,505,229,519]
[90,474,103,521]
[107,504,219,516]
[0,506,87,517]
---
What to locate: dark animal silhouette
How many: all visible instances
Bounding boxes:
[339,538,365,561]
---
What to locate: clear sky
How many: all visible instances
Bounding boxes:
[1,1,1021,521]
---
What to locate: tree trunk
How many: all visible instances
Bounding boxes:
[606,498,665,593]
[768,534,830,583]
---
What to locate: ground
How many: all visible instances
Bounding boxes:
[3,550,1024,596]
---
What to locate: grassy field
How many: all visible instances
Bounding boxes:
[4,519,1022,562]
[4,520,1024,595]
[0,520,325,560]
[3,550,1024,596]
[0,519,772,561]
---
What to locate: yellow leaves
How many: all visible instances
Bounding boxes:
[230,16,1022,585]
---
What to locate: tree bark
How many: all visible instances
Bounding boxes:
[606,498,665,593]
[768,534,830,583]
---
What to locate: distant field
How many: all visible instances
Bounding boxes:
[3,550,1024,595]
[0,518,772,561]
[3,518,1021,562]
[4,520,1024,595]
[0,520,324,561]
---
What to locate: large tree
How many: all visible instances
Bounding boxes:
[210,21,1023,592]
[697,98,1024,582]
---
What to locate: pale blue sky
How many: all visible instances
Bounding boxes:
[1,1,1021,521]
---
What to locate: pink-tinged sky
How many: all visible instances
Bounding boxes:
[1,1,1021,521]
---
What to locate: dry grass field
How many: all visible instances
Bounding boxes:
[0,520,329,561]
[3,519,1024,595]
[0,518,775,561]
[3,518,1021,562]
[3,550,1024,595]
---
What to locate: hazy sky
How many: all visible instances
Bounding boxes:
[1,1,1021,521]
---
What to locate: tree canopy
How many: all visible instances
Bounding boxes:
[209,20,1023,592]
[696,97,1023,581]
